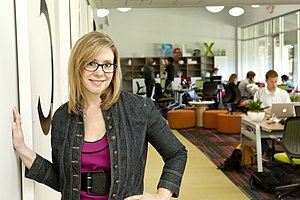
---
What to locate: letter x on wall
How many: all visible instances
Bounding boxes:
[203,42,214,56]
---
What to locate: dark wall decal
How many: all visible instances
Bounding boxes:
[37,0,54,135]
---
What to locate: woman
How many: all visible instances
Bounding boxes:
[12,32,187,200]
[224,73,241,103]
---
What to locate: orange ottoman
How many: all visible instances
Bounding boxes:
[217,113,242,134]
[167,109,195,129]
[203,110,228,129]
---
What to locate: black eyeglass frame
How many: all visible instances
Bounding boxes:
[84,61,118,73]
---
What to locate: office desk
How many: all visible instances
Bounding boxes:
[240,116,284,172]
[189,101,215,127]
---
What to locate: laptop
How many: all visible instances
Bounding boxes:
[270,103,296,118]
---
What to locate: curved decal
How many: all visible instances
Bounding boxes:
[37,0,54,135]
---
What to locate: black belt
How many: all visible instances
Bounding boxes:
[81,170,111,196]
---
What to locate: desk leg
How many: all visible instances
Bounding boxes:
[195,105,206,127]
[255,124,263,172]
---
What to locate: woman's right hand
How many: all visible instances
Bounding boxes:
[12,107,26,151]
[12,107,36,169]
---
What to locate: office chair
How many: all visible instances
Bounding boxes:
[202,82,218,99]
[201,82,219,109]
[273,116,300,199]
[224,84,249,113]
[195,79,205,89]
[136,81,146,96]
[153,83,175,111]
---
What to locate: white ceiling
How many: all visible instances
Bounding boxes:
[90,0,300,9]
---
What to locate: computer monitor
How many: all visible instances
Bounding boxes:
[210,76,222,84]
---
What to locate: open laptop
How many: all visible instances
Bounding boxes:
[270,103,296,118]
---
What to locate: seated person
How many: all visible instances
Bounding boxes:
[211,67,219,76]
[224,73,240,104]
[239,71,259,98]
[281,74,295,92]
[254,70,291,160]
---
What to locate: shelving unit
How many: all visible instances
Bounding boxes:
[120,56,227,92]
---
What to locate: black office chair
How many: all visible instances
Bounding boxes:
[273,116,300,199]
[136,81,146,96]
[202,82,219,109]
[224,83,249,113]
[202,82,218,98]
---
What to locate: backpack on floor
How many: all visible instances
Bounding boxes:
[218,148,242,172]
[236,144,255,166]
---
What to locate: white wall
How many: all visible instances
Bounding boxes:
[0,0,22,199]
[2,0,93,199]
[100,7,238,76]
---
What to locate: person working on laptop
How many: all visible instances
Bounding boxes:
[253,69,291,160]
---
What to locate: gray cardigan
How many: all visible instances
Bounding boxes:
[25,91,187,200]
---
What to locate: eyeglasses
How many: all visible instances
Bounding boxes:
[84,61,117,73]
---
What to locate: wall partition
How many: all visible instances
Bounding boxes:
[0,0,22,199]
[11,0,93,199]
[239,10,300,87]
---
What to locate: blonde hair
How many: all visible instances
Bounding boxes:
[228,73,237,84]
[68,31,122,115]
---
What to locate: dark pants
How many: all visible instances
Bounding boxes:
[262,138,270,154]
[145,79,154,98]
[165,79,172,90]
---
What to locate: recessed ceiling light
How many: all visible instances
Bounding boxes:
[97,8,109,18]
[205,6,224,13]
[117,8,132,12]
[229,7,245,17]
[251,5,260,8]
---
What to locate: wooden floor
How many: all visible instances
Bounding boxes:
[144,130,250,200]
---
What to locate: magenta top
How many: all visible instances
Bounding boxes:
[80,134,110,200]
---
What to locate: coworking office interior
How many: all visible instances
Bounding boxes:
[91,2,300,91]
[2,1,300,200]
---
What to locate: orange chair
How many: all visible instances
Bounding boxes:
[167,109,195,129]
[203,110,228,129]
[217,113,242,134]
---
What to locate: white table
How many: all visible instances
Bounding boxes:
[240,116,284,172]
[188,101,215,127]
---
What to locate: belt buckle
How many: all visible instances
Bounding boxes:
[86,170,106,196]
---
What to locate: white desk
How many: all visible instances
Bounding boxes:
[240,116,284,172]
[189,101,215,127]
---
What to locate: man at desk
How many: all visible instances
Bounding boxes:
[253,70,291,160]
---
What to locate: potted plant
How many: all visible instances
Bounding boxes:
[290,94,300,102]
[246,101,268,122]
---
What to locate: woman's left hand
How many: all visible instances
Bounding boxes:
[123,193,160,200]
[124,188,172,200]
